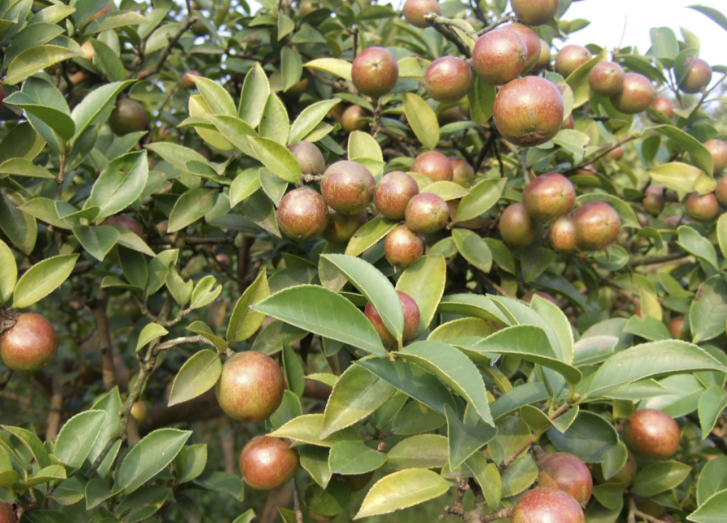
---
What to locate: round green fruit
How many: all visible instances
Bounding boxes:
[277,187,328,241]
[321,161,376,215]
[522,173,576,222]
[537,452,593,505]
[384,225,424,268]
[623,409,681,460]
[425,56,472,103]
[351,47,399,98]
[511,488,584,523]
[109,98,148,135]
[364,291,420,347]
[405,193,449,233]
[239,436,299,491]
[375,171,419,220]
[499,202,540,247]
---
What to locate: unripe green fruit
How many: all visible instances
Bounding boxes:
[705,139,727,174]
[341,105,368,133]
[499,202,540,247]
[425,56,472,103]
[507,23,541,74]
[610,73,655,114]
[109,98,148,135]
[511,488,585,523]
[588,61,625,96]
[385,225,424,268]
[1,313,58,373]
[522,173,576,222]
[411,151,454,182]
[364,291,420,347]
[668,317,688,340]
[321,161,376,215]
[405,193,449,233]
[130,401,147,423]
[240,436,299,491]
[556,45,592,78]
[549,214,577,253]
[533,39,551,73]
[510,0,559,26]
[182,70,201,89]
[375,171,419,220]
[537,452,593,505]
[685,192,719,222]
[573,202,620,251]
[104,215,145,238]
[323,209,367,243]
[472,28,528,86]
[650,96,674,119]
[623,409,680,460]
[351,47,399,98]
[596,450,637,484]
[449,157,475,188]
[277,187,328,241]
[288,141,326,176]
[0,502,15,523]
[402,0,440,28]
[680,57,712,94]
[216,351,285,422]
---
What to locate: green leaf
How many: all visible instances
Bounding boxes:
[688,489,727,523]
[168,350,222,406]
[386,434,448,470]
[233,510,256,523]
[452,229,492,273]
[281,46,302,90]
[89,386,122,466]
[396,255,446,336]
[718,214,727,259]
[698,386,727,439]
[531,295,575,364]
[624,315,672,341]
[259,93,290,144]
[329,441,386,475]
[83,10,148,33]
[166,270,193,307]
[145,142,210,172]
[438,294,509,324]
[189,76,236,116]
[175,444,208,484]
[136,323,168,353]
[601,441,629,481]
[230,168,262,207]
[422,181,469,201]
[168,187,218,233]
[546,411,619,463]
[0,240,16,305]
[238,62,270,128]
[354,469,450,519]
[0,188,37,255]
[649,162,716,196]
[20,465,67,488]
[190,275,222,310]
[0,158,54,179]
[445,404,497,470]
[521,405,579,434]
[269,414,362,447]
[345,216,397,257]
[72,225,119,261]
[247,137,301,184]
[90,39,126,82]
[13,254,78,309]
[697,456,727,506]
[465,452,501,510]
[690,276,727,343]
[5,45,82,85]
[86,151,148,220]
[500,453,538,497]
[467,75,496,123]
[54,410,107,469]
[194,472,245,502]
[632,461,691,497]
[678,226,718,268]
[304,58,352,80]
[652,125,714,175]
[689,5,727,32]
[403,93,439,150]
[227,270,270,342]
[116,429,192,493]
[282,342,305,398]
[6,79,74,141]
[650,27,679,64]
[491,383,549,420]
[70,81,134,144]
[300,445,332,489]
[289,99,341,145]
[456,178,506,223]
[2,425,51,468]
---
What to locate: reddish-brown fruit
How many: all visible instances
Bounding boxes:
[607,145,625,161]
[405,193,449,233]
[240,436,299,491]
[650,97,675,119]
[562,115,574,130]
[533,39,551,72]
[0,502,15,523]
[104,215,145,238]
[364,291,421,346]
[662,515,676,523]
[623,409,681,460]
[329,104,346,124]
[573,202,620,251]
[499,202,540,247]
[437,105,465,125]
[643,186,665,216]
[181,70,201,89]
[288,141,326,176]
[668,317,688,340]
[550,215,578,253]
[321,161,376,215]
[385,225,424,268]
[685,192,719,222]
[597,451,638,484]
[680,57,712,94]
[81,40,95,61]
[277,187,328,241]
[425,56,473,103]
[403,0,440,28]
[493,76,564,147]
[522,173,576,222]
[507,23,542,73]
[537,452,593,505]
[450,157,476,188]
[411,151,454,182]
[510,0,559,26]
[716,177,727,207]
[610,73,655,114]
[216,351,285,423]
[285,77,309,96]
[523,291,558,305]
[130,401,147,423]
[665,215,687,228]
[323,209,367,243]
[1,313,58,373]
[705,139,727,174]
[109,98,148,135]
[588,61,625,96]
[351,47,399,98]
[472,28,528,86]
[556,45,592,78]
[375,171,419,220]
[341,105,368,133]
[511,488,585,523]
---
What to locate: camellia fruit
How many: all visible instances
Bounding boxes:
[109,98,148,135]
[321,161,376,214]
[341,105,367,133]
[216,351,285,423]
[511,488,585,523]
[351,47,399,98]
[405,193,449,233]
[499,202,540,247]
[0,502,15,523]
[493,76,564,147]
[411,151,454,182]
[288,141,326,176]
[533,39,551,72]
[705,139,727,174]
[403,0,440,28]
[563,114,574,130]
[668,317,688,340]
[104,215,145,238]
[537,452,593,505]
[323,209,367,243]
[685,192,719,222]
[556,45,592,78]
[522,173,576,222]
[507,23,542,73]
[642,185,664,216]
[472,28,528,86]
[573,202,620,251]
[1,313,58,373]
[364,291,420,347]
[597,450,637,484]
[610,73,655,114]
[130,401,147,423]
[81,40,95,61]
[239,436,299,491]
[375,171,419,220]
[588,61,625,96]
[623,409,681,460]
[650,96,675,119]
[384,225,424,268]
[680,57,712,94]
[450,157,476,188]
[424,56,472,103]
[549,214,577,253]
[277,187,328,241]
[716,177,727,207]
[509,0,559,26]
[181,70,201,89]
[607,144,625,161]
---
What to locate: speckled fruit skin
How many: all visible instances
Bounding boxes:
[216,351,285,423]
[685,192,719,222]
[385,225,424,268]
[523,173,575,222]
[716,177,727,207]
[403,0,440,28]
[104,215,145,238]
[323,209,367,243]
[341,105,367,133]
[472,28,527,86]
[182,70,201,89]
[277,187,328,241]
[240,436,299,491]
[1,313,58,373]
[493,77,564,147]
[288,141,326,175]
[411,151,454,182]
[109,98,148,135]
[556,45,592,78]
[597,450,637,484]
[680,57,712,94]
[351,47,399,98]
[610,73,655,114]
[533,39,551,72]
[507,23,541,73]
[0,502,15,523]
[375,171,419,220]
[650,96,674,119]
[623,409,681,460]
[499,202,540,247]
[588,61,625,96]
[705,139,727,174]
[364,291,420,346]
[425,56,473,103]
[405,193,449,233]
[510,0,559,25]
[322,161,376,215]
[450,158,476,188]
[511,488,585,523]
[549,215,577,253]
[669,317,688,340]
[573,202,620,251]
[643,186,664,216]
[537,453,593,505]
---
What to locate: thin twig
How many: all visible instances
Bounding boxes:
[561,135,637,175]
[425,13,473,58]
[292,479,304,523]
[136,16,198,80]
[55,154,67,200]
[45,362,63,440]
[629,253,690,267]
[477,15,516,36]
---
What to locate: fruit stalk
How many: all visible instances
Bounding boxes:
[562,134,637,175]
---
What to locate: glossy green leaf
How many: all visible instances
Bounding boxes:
[1,425,51,468]
[259,93,290,144]
[698,386,727,439]
[688,489,727,523]
[345,216,397,257]
[54,410,107,469]
[386,434,448,470]
[649,162,716,196]
[0,188,37,255]
[289,99,341,145]
[697,456,727,506]
[678,226,718,269]
[403,92,439,150]
[190,76,237,116]
[467,75,496,123]
[329,441,386,475]
[226,269,269,342]
[690,276,727,344]
[300,445,332,489]
[456,178,506,223]
[238,62,270,128]
[72,225,119,261]
[445,404,497,470]
[547,411,619,463]
[452,229,492,273]
[116,429,192,493]
[0,240,16,305]
[13,254,78,309]
[652,125,714,175]
[396,254,446,336]
[268,414,362,447]
[247,136,301,184]
[304,58,352,80]
[633,461,691,497]
[70,81,133,144]
[5,45,81,85]
[466,452,501,509]
[194,472,245,501]
[168,187,218,233]
[168,350,222,406]
[354,469,450,519]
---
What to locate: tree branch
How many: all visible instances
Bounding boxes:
[136,16,198,81]
[561,135,637,175]
[477,15,516,36]
[425,13,473,58]
[45,362,63,440]
[292,478,304,523]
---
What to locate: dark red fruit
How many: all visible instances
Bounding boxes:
[549,215,577,253]
[411,151,454,182]
[109,98,148,135]
[104,215,144,238]
[649,97,674,119]
[351,47,399,98]
[425,56,472,103]
[642,186,664,216]
[680,57,712,94]
[705,139,727,174]
[277,187,328,241]
[522,173,576,222]
[511,488,585,523]
[499,202,540,247]
[1,313,58,373]
[364,291,420,346]
[375,171,419,220]
[537,452,593,505]
[321,161,376,215]
[510,0,559,26]
[288,141,326,175]
[472,28,528,85]
[403,0,440,28]
[533,39,551,73]
[341,105,367,133]
[450,157,475,188]
[588,61,625,96]
[405,193,449,233]
[0,502,15,523]
[573,202,620,251]
[323,209,367,243]
[385,225,424,268]
[597,451,637,484]
[182,70,201,89]
[556,45,592,78]
[240,436,299,491]
[668,317,688,341]
[623,409,680,460]
[507,23,542,73]
[610,73,655,114]
[685,192,719,222]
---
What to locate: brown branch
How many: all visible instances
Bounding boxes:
[694,72,727,113]
[136,16,198,81]
[302,174,325,183]
[93,290,127,391]
[477,15,516,36]
[45,362,63,440]
[561,135,637,175]
[292,479,304,523]
[425,13,473,58]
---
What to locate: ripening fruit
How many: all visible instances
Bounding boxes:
[0,502,15,523]
[499,203,540,247]
[385,225,424,268]
[130,401,147,423]
[403,0,440,28]
[607,145,624,161]
[685,192,719,222]
[411,151,454,182]
[716,177,727,207]
[405,193,449,233]
[573,202,621,251]
[109,98,148,135]
[450,157,476,188]
[562,115,574,130]
[182,70,201,89]
[705,139,727,174]
[511,488,585,523]
[522,173,576,222]
[322,161,376,215]
[510,0,559,26]
[642,186,664,216]
[364,291,421,347]
[81,40,95,61]
[1,313,58,373]
[341,105,367,133]
[623,409,681,460]
[324,209,367,243]
[438,105,466,125]
[191,19,208,36]
[375,171,419,220]
[493,76,564,147]
[610,73,655,114]
[240,436,299,491]
[104,215,145,238]
[537,452,593,505]
[680,57,712,94]
[285,77,309,97]
[507,23,542,74]
[533,39,551,73]
[556,45,592,78]
[668,317,688,340]
[472,28,528,86]
[588,61,625,96]
[216,351,285,423]
[649,96,675,119]
[424,56,472,103]
[549,215,577,253]
[277,187,328,241]
[597,450,637,484]
[288,141,326,176]
[351,47,399,98]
